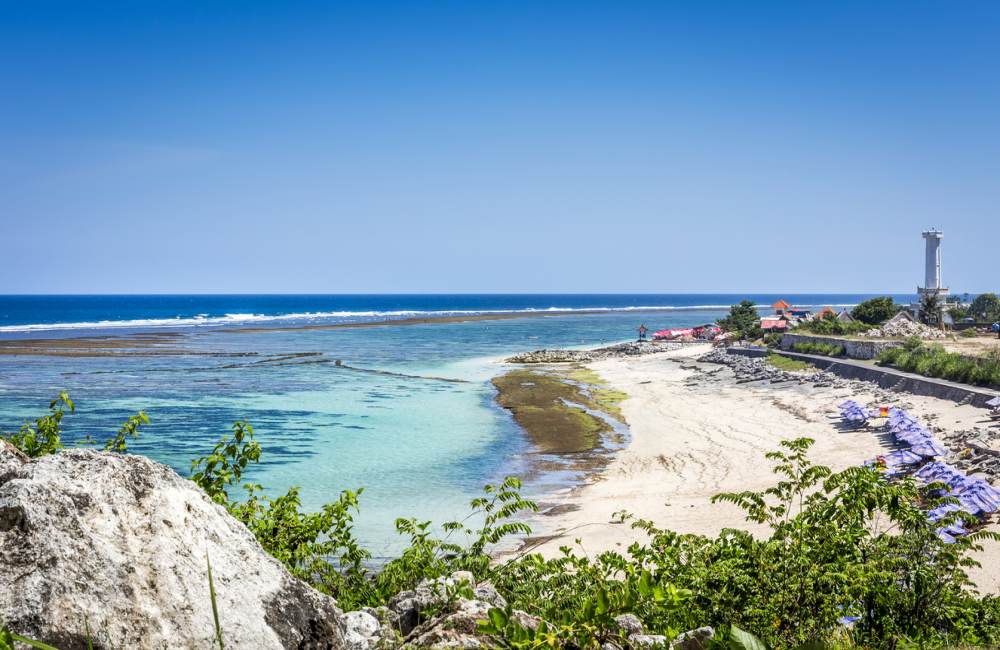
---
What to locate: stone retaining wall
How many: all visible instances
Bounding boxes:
[779,333,901,360]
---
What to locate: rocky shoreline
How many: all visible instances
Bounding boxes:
[506,340,687,364]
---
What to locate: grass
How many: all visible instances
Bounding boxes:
[766,353,812,372]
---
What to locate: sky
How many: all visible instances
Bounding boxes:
[1,1,998,294]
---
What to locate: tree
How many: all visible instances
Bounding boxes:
[970,293,1000,322]
[851,296,897,325]
[920,292,942,326]
[718,300,761,340]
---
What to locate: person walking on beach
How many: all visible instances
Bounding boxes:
[638,324,648,341]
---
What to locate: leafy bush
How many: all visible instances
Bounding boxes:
[880,343,1000,388]
[794,315,870,336]
[791,341,845,357]
[851,296,898,325]
[763,332,783,348]
[961,328,979,338]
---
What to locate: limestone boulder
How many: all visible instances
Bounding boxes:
[0,446,346,649]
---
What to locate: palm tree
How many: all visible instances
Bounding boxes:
[920,292,941,326]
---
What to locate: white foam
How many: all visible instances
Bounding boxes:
[0,303,857,333]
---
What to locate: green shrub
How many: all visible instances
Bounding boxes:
[795,316,870,336]
[960,328,979,338]
[878,343,1000,388]
[851,296,898,325]
[763,332,784,348]
[791,341,845,357]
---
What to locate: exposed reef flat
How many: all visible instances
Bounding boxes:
[505,340,685,364]
[492,367,626,455]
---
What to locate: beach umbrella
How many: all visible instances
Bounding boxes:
[911,438,948,457]
[882,449,924,467]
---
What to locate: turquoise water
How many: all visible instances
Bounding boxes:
[0,295,901,554]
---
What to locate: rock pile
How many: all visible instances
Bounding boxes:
[861,317,946,340]
[942,428,1000,479]
[507,341,685,364]
[697,349,846,388]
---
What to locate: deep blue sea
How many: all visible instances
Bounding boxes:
[0,294,910,555]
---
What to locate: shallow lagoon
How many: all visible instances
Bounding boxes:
[0,297,890,553]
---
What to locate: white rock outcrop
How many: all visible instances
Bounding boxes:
[0,443,346,649]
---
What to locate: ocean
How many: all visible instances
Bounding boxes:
[0,293,909,555]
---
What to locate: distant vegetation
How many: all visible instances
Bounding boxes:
[8,398,1000,647]
[718,300,762,341]
[850,296,899,325]
[970,293,1000,322]
[791,341,845,357]
[879,338,1000,388]
[793,314,871,336]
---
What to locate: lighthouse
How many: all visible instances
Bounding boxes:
[918,229,948,298]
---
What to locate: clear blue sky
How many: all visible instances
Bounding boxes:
[2,1,998,294]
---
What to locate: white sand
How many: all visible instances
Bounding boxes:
[524,344,1000,593]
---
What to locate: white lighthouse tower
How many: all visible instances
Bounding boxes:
[918,229,947,298]
[913,229,948,323]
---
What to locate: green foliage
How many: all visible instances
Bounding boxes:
[190,421,262,505]
[1,392,152,459]
[367,476,537,608]
[960,327,979,338]
[729,625,768,650]
[851,296,898,325]
[791,342,845,357]
[0,626,60,650]
[766,353,810,372]
[1,391,74,457]
[763,332,784,348]
[970,293,1000,322]
[793,316,870,336]
[920,292,943,326]
[207,555,225,649]
[950,305,970,321]
[104,411,150,453]
[880,342,1000,388]
[719,301,762,341]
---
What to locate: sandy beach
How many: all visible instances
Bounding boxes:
[522,344,1000,593]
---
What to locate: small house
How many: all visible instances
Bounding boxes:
[761,317,789,332]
